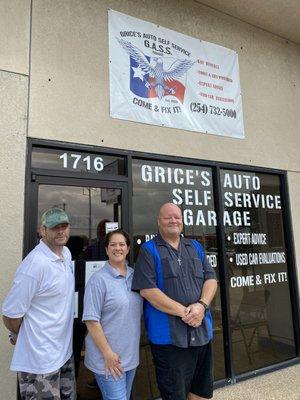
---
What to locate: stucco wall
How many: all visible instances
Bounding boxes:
[0,71,28,400]
[0,0,30,74]
[27,0,300,296]
[0,1,299,399]
[0,1,30,397]
[27,0,300,171]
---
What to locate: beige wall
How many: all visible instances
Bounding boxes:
[0,0,30,74]
[28,0,300,171]
[0,71,28,400]
[0,1,30,397]
[27,0,300,286]
[0,0,299,398]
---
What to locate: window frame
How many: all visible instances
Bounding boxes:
[25,137,300,387]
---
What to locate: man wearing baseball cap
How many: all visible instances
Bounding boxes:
[2,208,76,399]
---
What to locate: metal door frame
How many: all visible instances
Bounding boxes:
[25,175,129,256]
[22,137,299,392]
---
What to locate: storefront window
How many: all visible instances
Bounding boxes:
[221,170,296,374]
[132,159,217,249]
[132,159,226,386]
[26,140,299,396]
[37,184,123,399]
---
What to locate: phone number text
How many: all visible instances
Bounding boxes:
[190,103,237,119]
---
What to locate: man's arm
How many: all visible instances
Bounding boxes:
[199,278,218,306]
[2,315,23,335]
[140,288,188,317]
[2,270,38,337]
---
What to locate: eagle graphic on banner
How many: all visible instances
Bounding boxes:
[118,38,194,102]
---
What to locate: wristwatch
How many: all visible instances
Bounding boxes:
[8,331,17,344]
[198,300,209,311]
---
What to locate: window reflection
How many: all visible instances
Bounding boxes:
[38,185,122,400]
[32,147,126,175]
[132,159,226,387]
[221,170,295,374]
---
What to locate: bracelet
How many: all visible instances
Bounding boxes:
[198,300,209,311]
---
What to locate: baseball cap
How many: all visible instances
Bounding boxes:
[41,208,70,228]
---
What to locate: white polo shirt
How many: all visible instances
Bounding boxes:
[2,240,74,374]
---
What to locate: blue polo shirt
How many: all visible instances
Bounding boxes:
[82,262,143,374]
[132,234,216,348]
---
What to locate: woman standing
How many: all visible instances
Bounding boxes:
[82,229,142,400]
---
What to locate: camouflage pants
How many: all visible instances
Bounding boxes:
[18,355,76,400]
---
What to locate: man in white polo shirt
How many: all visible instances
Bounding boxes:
[2,208,76,400]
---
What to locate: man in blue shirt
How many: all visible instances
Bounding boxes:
[132,203,217,400]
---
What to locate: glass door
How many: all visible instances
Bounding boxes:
[29,176,128,400]
[220,170,296,374]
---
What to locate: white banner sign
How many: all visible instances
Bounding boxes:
[108,10,245,139]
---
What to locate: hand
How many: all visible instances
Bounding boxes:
[178,304,191,318]
[182,303,205,327]
[103,350,124,379]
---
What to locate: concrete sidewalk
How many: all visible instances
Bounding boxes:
[213,364,300,399]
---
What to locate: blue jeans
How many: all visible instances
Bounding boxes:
[95,368,136,400]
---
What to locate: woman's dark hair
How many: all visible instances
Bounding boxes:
[104,229,131,248]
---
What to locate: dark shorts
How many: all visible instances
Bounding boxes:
[150,342,213,400]
[18,356,76,400]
